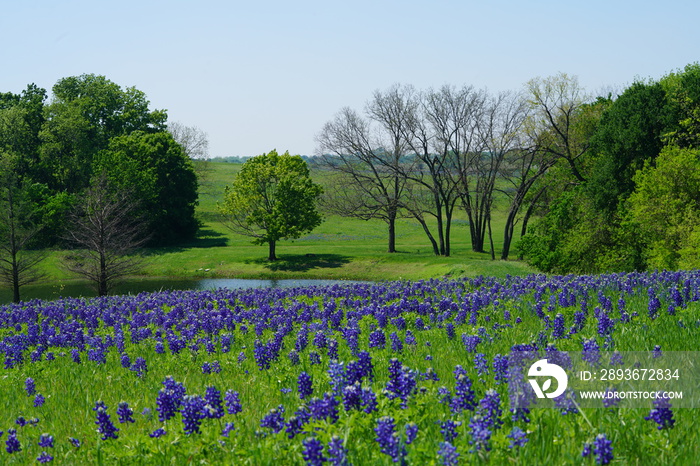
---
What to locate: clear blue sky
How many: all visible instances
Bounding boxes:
[2,0,698,158]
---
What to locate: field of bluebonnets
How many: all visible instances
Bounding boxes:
[1,270,699,464]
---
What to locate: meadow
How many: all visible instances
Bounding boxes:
[0,270,698,464]
[22,161,534,300]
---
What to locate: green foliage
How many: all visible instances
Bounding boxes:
[220,150,323,260]
[626,145,700,270]
[96,131,199,245]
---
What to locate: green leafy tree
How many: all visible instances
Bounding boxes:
[39,74,167,193]
[95,131,199,245]
[626,145,700,270]
[220,150,323,260]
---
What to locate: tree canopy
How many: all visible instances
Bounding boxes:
[220,150,323,260]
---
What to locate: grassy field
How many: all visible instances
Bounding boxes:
[31,161,535,288]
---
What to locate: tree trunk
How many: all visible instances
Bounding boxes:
[387,208,397,253]
[487,214,496,261]
[268,240,277,261]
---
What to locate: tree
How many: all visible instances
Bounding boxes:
[626,145,700,270]
[316,85,413,253]
[220,150,323,261]
[63,175,149,296]
[95,131,199,245]
[0,160,45,302]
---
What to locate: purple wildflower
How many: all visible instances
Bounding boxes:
[405,422,418,444]
[593,433,614,464]
[438,441,459,466]
[37,451,53,463]
[116,402,135,423]
[653,345,662,358]
[69,437,81,447]
[507,426,528,448]
[225,390,242,415]
[38,433,54,448]
[440,419,461,442]
[302,437,327,465]
[34,393,45,407]
[181,395,207,434]
[204,386,225,419]
[327,435,349,466]
[374,416,404,463]
[260,405,286,434]
[468,415,492,452]
[221,422,235,437]
[645,395,675,430]
[5,429,20,453]
[298,371,313,400]
[149,428,167,438]
[25,377,36,396]
[94,403,119,440]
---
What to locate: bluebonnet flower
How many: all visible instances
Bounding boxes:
[474,353,489,376]
[405,330,417,345]
[361,387,378,414]
[201,362,212,374]
[610,351,624,365]
[462,334,481,352]
[130,357,147,378]
[327,339,339,360]
[225,390,242,415]
[150,428,167,438]
[385,358,417,408]
[445,322,456,340]
[288,350,301,366]
[237,351,247,363]
[302,437,326,465]
[374,416,404,463]
[507,426,528,448]
[37,451,53,463]
[5,429,20,453]
[181,395,207,434]
[645,396,675,429]
[69,437,81,448]
[591,433,614,464]
[308,393,339,423]
[342,383,362,411]
[117,402,135,423]
[25,377,36,396]
[570,310,586,334]
[582,338,601,366]
[298,371,313,400]
[155,341,165,354]
[368,329,386,349]
[390,332,403,353]
[449,370,476,414]
[554,388,578,415]
[327,436,349,466]
[618,296,630,322]
[313,331,328,349]
[468,415,491,452]
[478,389,503,429]
[221,422,235,437]
[34,393,46,407]
[648,288,661,320]
[121,353,131,368]
[440,419,461,442]
[94,403,119,440]
[204,386,225,419]
[438,441,459,466]
[260,405,286,434]
[71,349,81,364]
[38,433,54,448]
[653,345,662,358]
[493,354,509,384]
[597,310,615,337]
[602,388,619,409]
[405,422,418,444]
[309,351,322,365]
[552,313,566,339]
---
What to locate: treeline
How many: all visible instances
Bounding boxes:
[0,74,199,300]
[0,74,199,247]
[316,63,700,273]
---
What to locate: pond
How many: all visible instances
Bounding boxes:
[0,278,371,305]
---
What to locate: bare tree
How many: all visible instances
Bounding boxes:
[169,121,212,193]
[0,167,45,302]
[316,85,414,253]
[64,175,149,296]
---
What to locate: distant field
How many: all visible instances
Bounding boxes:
[34,161,535,286]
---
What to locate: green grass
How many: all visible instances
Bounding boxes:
[32,161,535,287]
